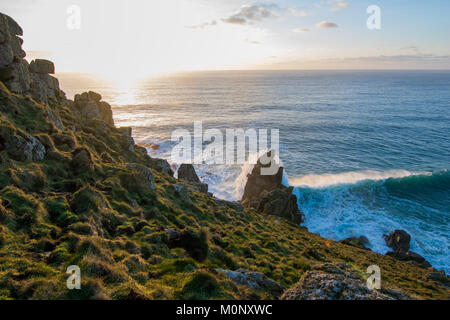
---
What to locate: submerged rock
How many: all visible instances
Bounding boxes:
[281,263,407,300]
[241,151,305,224]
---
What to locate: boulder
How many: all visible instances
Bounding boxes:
[241,151,305,224]
[242,151,283,205]
[154,159,174,177]
[215,269,284,298]
[177,163,208,193]
[3,133,46,162]
[281,263,407,300]
[29,59,55,74]
[0,13,30,94]
[74,92,114,126]
[178,164,201,183]
[340,236,371,250]
[29,72,62,103]
[383,230,410,253]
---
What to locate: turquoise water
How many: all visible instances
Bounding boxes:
[59,70,450,272]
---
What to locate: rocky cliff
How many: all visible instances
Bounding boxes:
[0,12,448,300]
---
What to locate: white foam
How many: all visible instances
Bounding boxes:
[288,170,430,189]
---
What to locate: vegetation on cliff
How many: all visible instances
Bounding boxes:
[0,12,448,300]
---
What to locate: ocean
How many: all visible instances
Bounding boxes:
[58,70,450,273]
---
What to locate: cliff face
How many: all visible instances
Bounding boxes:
[0,12,448,300]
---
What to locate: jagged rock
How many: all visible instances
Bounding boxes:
[384,230,411,253]
[242,151,305,224]
[29,72,62,103]
[0,13,30,94]
[383,229,432,268]
[3,134,45,162]
[258,187,304,224]
[340,236,370,250]
[215,269,284,298]
[174,184,190,203]
[29,59,54,74]
[281,263,405,300]
[154,158,174,177]
[386,251,432,268]
[177,164,208,193]
[74,92,114,126]
[178,164,201,183]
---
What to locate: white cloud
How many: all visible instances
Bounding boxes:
[316,21,338,28]
[222,4,277,25]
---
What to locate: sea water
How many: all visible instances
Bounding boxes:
[59,70,450,272]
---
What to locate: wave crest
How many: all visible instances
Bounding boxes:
[288,170,430,189]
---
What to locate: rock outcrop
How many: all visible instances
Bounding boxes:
[241,151,305,224]
[74,91,114,126]
[29,59,66,104]
[178,163,208,193]
[384,230,410,253]
[383,230,432,268]
[214,269,284,299]
[281,263,408,300]
[0,13,30,94]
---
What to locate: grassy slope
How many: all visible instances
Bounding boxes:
[0,83,448,300]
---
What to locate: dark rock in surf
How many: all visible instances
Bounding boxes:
[241,151,305,224]
[383,230,410,253]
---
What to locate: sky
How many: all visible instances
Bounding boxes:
[1,0,450,80]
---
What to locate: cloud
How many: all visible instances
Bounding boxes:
[330,0,349,12]
[288,8,310,17]
[293,28,311,33]
[186,20,218,29]
[222,4,277,25]
[316,21,338,28]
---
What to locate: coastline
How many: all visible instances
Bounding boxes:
[0,12,449,300]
